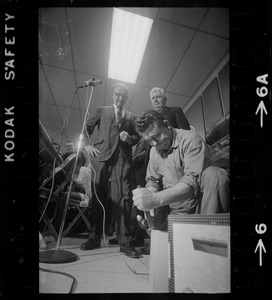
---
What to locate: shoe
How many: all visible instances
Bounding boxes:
[80,238,101,250]
[109,236,118,245]
[106,230,114,236]
[120,243,139,258]
[130,237,145,247]
[138,247,150,255]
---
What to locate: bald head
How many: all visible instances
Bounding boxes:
[112,82,128,95]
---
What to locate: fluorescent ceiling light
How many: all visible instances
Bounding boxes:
[108,8,153,84]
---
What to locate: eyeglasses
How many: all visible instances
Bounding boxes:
[113,92,128,99]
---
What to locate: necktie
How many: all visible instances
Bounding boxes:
[116,107,123,125]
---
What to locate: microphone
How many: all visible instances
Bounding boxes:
[79,78,102,88]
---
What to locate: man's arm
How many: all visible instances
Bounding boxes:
[133,136,198,210]
[129,127,140,147]
[84,107,101,157]
[85,107,101,138]
[133,132,209,211]
[133,181,193,211]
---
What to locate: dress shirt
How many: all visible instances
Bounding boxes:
[113,104,124,124]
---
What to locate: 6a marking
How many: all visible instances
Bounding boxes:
[255,74,268,128]
[254,223,267,266]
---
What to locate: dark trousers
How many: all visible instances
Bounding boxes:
[91,145,133,245]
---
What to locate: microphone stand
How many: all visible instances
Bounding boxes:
[39,83,96,264]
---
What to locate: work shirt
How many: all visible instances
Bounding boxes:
[145,128,211,212]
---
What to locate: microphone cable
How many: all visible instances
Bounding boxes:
[83,102,149,275]
[39,266,77,294]
[39,158,57,224]
[39,84,83,223]
[89,165,149,276]
[86,149,149,276]
[40,86,148,294]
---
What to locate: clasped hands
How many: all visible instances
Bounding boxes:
[132,187,157,212]
[119,131,131,144]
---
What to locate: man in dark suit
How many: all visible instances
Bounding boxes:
[80,82,140,258]
[150,87,190,130]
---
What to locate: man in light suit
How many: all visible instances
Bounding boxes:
[80,82,140,258]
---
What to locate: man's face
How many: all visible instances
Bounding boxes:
[112,85,128,108]
[150,90,166,112]
[66,143,74,152]
[141,124,172,152]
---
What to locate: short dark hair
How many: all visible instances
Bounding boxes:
[135,109,168,133]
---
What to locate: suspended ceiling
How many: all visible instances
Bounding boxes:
[39,7,229,149]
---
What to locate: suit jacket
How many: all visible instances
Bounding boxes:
[161,106,190,130]
[86,106,139,163]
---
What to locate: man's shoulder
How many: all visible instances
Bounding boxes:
[175,128,204,145]
[175,128,199,139]
[166,106,182,111]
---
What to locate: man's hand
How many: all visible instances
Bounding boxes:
[132,187,157,211]
[84,145,100,158]
[119,131,131,144]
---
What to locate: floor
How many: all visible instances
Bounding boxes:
[39,233,152,294]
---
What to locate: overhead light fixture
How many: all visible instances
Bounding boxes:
[108,8,153,84]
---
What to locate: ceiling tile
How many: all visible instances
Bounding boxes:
[39,102,63,130]
[38,7,230,145]
[168,32,229,97]
[39,7,67,25]
[39,63,70,90]
[39,8,73,70]
[129,86,153,115]
[39,66,79,109]
[74,59,109,78]
[200,8,229,38]
[119,7,159,19]
[166,92,190,109]
[158,7,208,28]
[67,7,112,76]
[39,40,73,70]
[136,20,195,88]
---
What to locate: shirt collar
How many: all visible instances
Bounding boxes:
[171,128,179,149]
[113,104,123,111]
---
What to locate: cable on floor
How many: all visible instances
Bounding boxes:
[39,266,77,293]
[90,164,149,276]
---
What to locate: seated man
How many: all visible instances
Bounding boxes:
[53,151,93,233]
[132,110,229,219]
